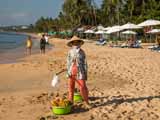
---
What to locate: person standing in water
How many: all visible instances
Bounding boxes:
[40,34,46,54]
[66,36,91,109]
[26,36,32,55]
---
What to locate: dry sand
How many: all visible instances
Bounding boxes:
[0,38,160,120]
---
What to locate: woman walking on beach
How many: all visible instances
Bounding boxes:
[66,36,91,109]
[26,36,32,55]
[40,34,46,54]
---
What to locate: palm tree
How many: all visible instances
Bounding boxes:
[101,0,123,25]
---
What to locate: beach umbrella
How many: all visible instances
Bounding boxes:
[122,30,137,35]
[138,19,160,27]
[95,30,104,34]
[121,22,142,29]
[138,19,160,43]
[103,27,111,31]
[84,30,95,34]
[84,29,95,39]
[77,27,84,32]
[122,30,137,41]
[146,29,160,34]
[106,25,123,34]
[97,25,104,30]
[146,29,160,43]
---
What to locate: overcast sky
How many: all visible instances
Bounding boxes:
[0,0,102,26]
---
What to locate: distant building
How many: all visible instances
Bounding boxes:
[21,26,28,29]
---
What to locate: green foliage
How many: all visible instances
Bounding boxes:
[34,0,160,32]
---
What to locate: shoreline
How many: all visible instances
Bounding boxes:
[0,32,52,64]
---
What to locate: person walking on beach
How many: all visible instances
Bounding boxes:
[26,36,32,55]
[40,34,46,54]
[66,36,91,109]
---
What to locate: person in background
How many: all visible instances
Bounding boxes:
[66,36,91,109]
[26,36,32,55]
[156,34,160,47]
[40,34,46,54]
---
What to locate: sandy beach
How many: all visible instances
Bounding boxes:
[0,37,160,120]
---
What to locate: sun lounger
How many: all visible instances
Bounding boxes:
[129,40,142,48]
[96,40,106,46]
[148,45,158,49]
[148,45,160,52]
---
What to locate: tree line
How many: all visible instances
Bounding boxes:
[34,0,160,32]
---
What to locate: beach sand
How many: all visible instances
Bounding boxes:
[0,38,160,120]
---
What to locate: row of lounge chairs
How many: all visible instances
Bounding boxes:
[148,45,160,52]
[95,39,142,48]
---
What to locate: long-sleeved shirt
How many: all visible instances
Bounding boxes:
[67,48,88,80]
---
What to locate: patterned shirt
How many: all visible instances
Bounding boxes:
[67,48,88,80]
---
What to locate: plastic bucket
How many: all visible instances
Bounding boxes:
[52,105,71,115]
[74,93,83,102]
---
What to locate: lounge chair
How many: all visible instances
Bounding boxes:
[126,40,142,48]
[96,39,107,46]
[132,40,142,48]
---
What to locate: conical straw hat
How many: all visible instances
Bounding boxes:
[67,36,84,47]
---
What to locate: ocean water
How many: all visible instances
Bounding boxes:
[0,32,41,64]
[0,32,27,52]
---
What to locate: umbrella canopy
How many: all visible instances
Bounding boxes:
[138,19,160,27]
[103,27,111,31]
[95,30,104,34]
[146,29,160,34]
[122,30,137,35]
[106,25,123,34]
[121,22,142,29]
[84,29,94,34]
[97,25,104,30]
[77,27,84,32]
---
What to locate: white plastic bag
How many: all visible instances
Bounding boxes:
[51,74,59,87]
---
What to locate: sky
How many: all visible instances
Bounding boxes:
[0,0,102,26]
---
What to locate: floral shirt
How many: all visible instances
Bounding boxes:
[67,48,88,80]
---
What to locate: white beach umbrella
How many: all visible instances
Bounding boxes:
[122,30,137,35]
[138,19,160,27]
[84,29,94,34]
[95,30,104,34]
[97,25,104,30]
[106,25,123,34]
[77,27,84,32]
[146,29,160,34]
[103,27,111,31]
[121,22,142,29]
